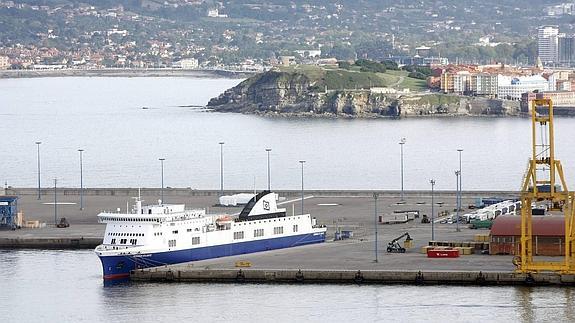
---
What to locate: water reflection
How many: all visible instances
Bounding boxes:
[517,287,535,323]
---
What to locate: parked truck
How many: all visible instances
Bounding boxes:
[468,219,493,229]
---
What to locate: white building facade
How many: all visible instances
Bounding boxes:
[497,75,550,101]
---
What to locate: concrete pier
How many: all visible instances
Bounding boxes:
[3,187,575,285]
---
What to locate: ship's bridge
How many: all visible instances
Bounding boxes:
[97,203,206,224]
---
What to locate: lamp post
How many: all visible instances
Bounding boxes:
[399,137,406,201]
[266,148,272,191]
[455,170,460,232]
[219,142,224,197]
[374,192,379,263]
[78,149,84,210]
[159,158,165,204]
[457,149,463,231]
[299,160,305,215]
[53,178,57,225]
[35,141,41,200]
[430,179,436,241]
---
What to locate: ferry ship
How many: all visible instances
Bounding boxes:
[94,191,327,280]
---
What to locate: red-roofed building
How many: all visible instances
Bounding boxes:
[490,216,565,256]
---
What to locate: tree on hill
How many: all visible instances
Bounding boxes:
[354,59,386,73]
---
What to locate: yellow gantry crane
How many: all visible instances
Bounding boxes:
[518,99,575,274]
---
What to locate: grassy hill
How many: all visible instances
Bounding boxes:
[277,65,427,92]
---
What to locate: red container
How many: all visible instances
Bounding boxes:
[427,249,460,258]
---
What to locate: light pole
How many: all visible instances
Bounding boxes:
[455,170,460,232]
[219,142,224,197]
[35,141,41,200]
[299,160,305,215]
[159,158,165,204]
[374,192,379,263]
[457,149,463,230]
[399,137,406,201]
[53,178,57,225]
[266,148,272,191]
[78,149,84,210]
[430,179,436,241]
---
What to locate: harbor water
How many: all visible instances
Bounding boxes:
[3,77,575,191]
[0,250,574,323]
[3,77,575,322]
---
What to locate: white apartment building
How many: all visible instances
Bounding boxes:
[470,73,498,96]
[538,25,560,64]
[173,58,199,69]
[452,71,471,94]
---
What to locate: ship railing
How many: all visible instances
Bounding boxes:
[95,244,141,252]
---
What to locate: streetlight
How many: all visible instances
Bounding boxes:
[455,170,460,232]
[299,160,305,215]
[35,141,41,200]
[374,192,379,263]
[399,138,406,201]
[430,179,436,241]
[219,142,224,197]
[265,148,272,191]
[78,149,84,210]
[53,178,57,225]
[457,149,463,231]
[159,158,165,204]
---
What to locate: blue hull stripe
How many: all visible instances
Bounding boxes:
[99,232,325,280]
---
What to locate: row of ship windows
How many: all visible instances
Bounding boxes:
[236,217,301,226]
[233,225,297,240]
[102,217,160,222]
[110,238,137,245]
[108,232,145,237]
[167,237,200,248]
[169,227,201,235]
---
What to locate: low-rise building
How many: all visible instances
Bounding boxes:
[490,216,564,256]
[521,90,575,112]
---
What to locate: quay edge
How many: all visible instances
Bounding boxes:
[0,237,101,249]
[130,268,575,286]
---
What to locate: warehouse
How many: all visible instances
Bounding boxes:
[490,216,565,256]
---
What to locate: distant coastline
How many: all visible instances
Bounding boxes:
[0,68,254,79]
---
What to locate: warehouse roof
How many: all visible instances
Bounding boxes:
[491,215,564,236]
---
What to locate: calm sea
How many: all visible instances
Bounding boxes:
[0,250,574,323]
[2,76,575,191]
[2,77,575,322]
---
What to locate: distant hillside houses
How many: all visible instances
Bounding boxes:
[207,8,228,18]
[295,49,321,58]
[546,3,575,16]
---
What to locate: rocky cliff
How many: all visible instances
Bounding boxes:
[208,70,520,117]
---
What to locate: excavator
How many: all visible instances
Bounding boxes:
[386,232,413,253]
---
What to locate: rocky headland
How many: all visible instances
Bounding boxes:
[207,68,520,118]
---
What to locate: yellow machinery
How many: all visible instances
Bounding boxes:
[518,99,575,273]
